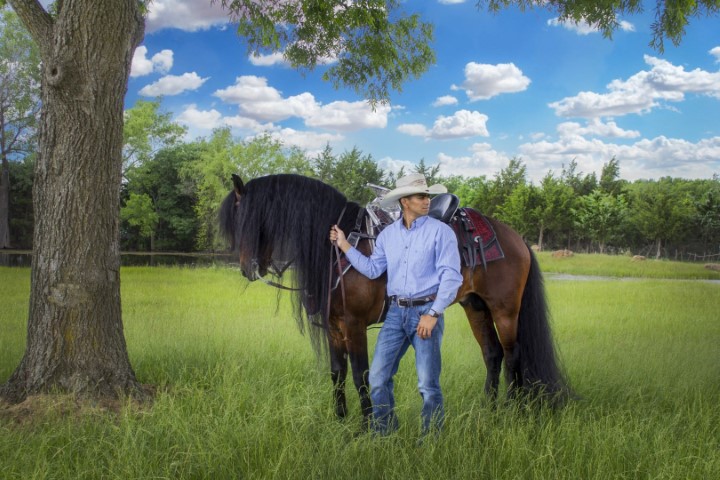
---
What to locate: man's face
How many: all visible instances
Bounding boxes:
[401,193,431,217]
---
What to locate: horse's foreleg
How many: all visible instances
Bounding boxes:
[328,334,349,419]
[346,323,372,428]
[461,294,504,400]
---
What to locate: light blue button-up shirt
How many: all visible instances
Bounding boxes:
[345,215,463,314]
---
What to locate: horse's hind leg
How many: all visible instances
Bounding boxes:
[461,294,504,400]
[493,310,521,400]
[328,334,349,419]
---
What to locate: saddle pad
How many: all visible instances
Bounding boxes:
[450,208,505,268]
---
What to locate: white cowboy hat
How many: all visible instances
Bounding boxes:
[379,173,447,208]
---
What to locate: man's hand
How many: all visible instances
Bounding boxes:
[416,314,438,340]
[329,225,351,252]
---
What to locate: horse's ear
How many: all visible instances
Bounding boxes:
[232,174,246,197]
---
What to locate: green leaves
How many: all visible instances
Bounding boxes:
[479,0,719,52]
[222,0,434,105]
[123,99,187,177]
[121,192,158,240]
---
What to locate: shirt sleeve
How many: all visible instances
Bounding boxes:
[430,224,463,314]
[344,230,388,280]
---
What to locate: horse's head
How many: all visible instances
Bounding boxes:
[219,174,277,281]
[238,236,275,281]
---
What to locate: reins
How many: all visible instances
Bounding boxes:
[325,205,348,337]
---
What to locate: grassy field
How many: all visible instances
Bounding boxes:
[1,255,719,479]
[536,251,720,279]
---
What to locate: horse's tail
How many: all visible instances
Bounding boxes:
[218,190,238,250]
[516,248,573,406]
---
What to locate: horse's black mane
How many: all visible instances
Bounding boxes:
[220,174,363,351]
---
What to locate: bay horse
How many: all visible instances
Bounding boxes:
[220,173,571,423]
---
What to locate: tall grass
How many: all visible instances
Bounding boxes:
[1,264,719,479]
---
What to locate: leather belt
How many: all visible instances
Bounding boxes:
[390,294,436,307]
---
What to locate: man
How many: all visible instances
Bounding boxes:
[329,173,463,436]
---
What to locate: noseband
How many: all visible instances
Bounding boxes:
[250,258,301,291]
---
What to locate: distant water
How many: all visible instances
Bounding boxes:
[0,251,237,268]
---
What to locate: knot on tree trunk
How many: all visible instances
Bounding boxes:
[46,63,65,87]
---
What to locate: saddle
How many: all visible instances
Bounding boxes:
[429,193,504,270]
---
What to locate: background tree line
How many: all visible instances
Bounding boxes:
[5,98,719,260]
[6,98,719,260]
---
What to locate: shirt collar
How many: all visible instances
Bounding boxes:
[400,214,429,230]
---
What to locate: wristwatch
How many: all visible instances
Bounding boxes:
[428,309,440,318]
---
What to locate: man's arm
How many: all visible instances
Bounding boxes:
[330,225,388,279]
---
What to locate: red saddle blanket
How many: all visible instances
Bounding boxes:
[449,208,505,269]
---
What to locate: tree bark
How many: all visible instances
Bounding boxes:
[0,155,9,248]
[1,0,146,403]
[537,221,544,251]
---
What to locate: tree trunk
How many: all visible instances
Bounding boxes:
[655,238,662,259]
[1,1,145,403]
[0,155,9,248]
[537,221,544,251]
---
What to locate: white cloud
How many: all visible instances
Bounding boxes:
[223,115,271,131]
[518,134,720,181]
[557,119,641,139]
[432,95,459,107]
[248,50,337,67]
[260,128,344,153]
[249,52,289,67]
[145,0,229,33]
[215,76,284,104]
[305,101,390,131]
[176,105,274,133]
[377,157,418,176]
[397,110,489,139]
[436,144,511,178]
[547,17,598,35]
[397,124,429,137]
[176,104,223,129]
[549,55,720,118]
[711,46,720,63]
[618,21,636,32]
[214,75,388,130]
[139,72,209,97]
[452,62,531,101]
[431,110,490,138]
[131,47,174,78]
[214,76,311,122]
[175,107,344,155]
[547,17,635,35]
[438,0,467,4]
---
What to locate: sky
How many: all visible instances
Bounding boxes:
[123,0,720,183]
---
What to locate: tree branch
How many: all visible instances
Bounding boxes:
[6,0,53,50]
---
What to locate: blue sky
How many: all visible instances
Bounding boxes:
[125,0,720,183]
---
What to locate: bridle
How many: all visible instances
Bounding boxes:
[250,257,300,291]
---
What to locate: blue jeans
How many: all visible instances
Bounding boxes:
[369,303,444,435]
